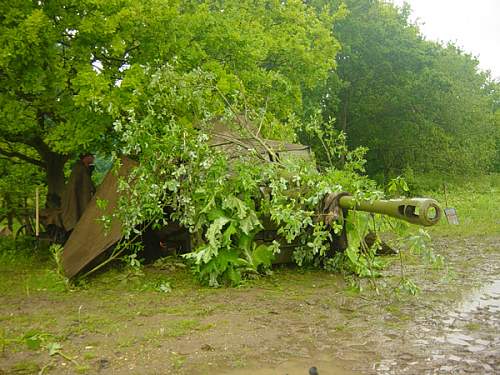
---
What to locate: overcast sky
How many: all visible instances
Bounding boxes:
[391,0,500,79]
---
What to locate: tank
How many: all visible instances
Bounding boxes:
[61,133,444,278]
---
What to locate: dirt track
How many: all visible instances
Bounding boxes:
[1,235,499,374]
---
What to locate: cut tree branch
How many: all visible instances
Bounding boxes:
[215,86,281,165]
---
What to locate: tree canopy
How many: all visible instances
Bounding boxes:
[316,0,498,178]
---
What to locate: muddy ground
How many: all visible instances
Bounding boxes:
[0,234,499,375]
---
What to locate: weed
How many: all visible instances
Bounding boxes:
[171,352,187,370]
[138,277,172,293]
[47,342,80,367]
[49,244,64,277]
[23,330,54,350]
[193,305,217,317]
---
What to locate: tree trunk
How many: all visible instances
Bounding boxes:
[44,152,67,208]
[30,138,68,208]
[339,88,350,166]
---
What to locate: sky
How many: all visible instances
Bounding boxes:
[391,0,500,79]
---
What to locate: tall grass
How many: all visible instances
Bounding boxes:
[410,173,500,237]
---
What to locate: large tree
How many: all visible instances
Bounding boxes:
[0,0,339,206]
[0,0,125,205]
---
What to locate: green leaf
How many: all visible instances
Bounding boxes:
[47,342,62,356]
[236,234,253,252]
[206,217,231,247]
[239,211,261,235]
[222,195,248,219]
[251,244,274,268]
[226,266,242,285]
[206,207,225,221]
[222,222,238,245]
[197,249,241,287]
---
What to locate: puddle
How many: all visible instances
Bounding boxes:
[459,279,500,314]
[376,279,500,374]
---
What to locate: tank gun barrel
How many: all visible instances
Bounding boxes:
[339,196,442,226]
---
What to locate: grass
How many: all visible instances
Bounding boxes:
[412,173,500,237]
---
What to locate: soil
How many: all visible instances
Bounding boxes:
[0,235,499,375]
